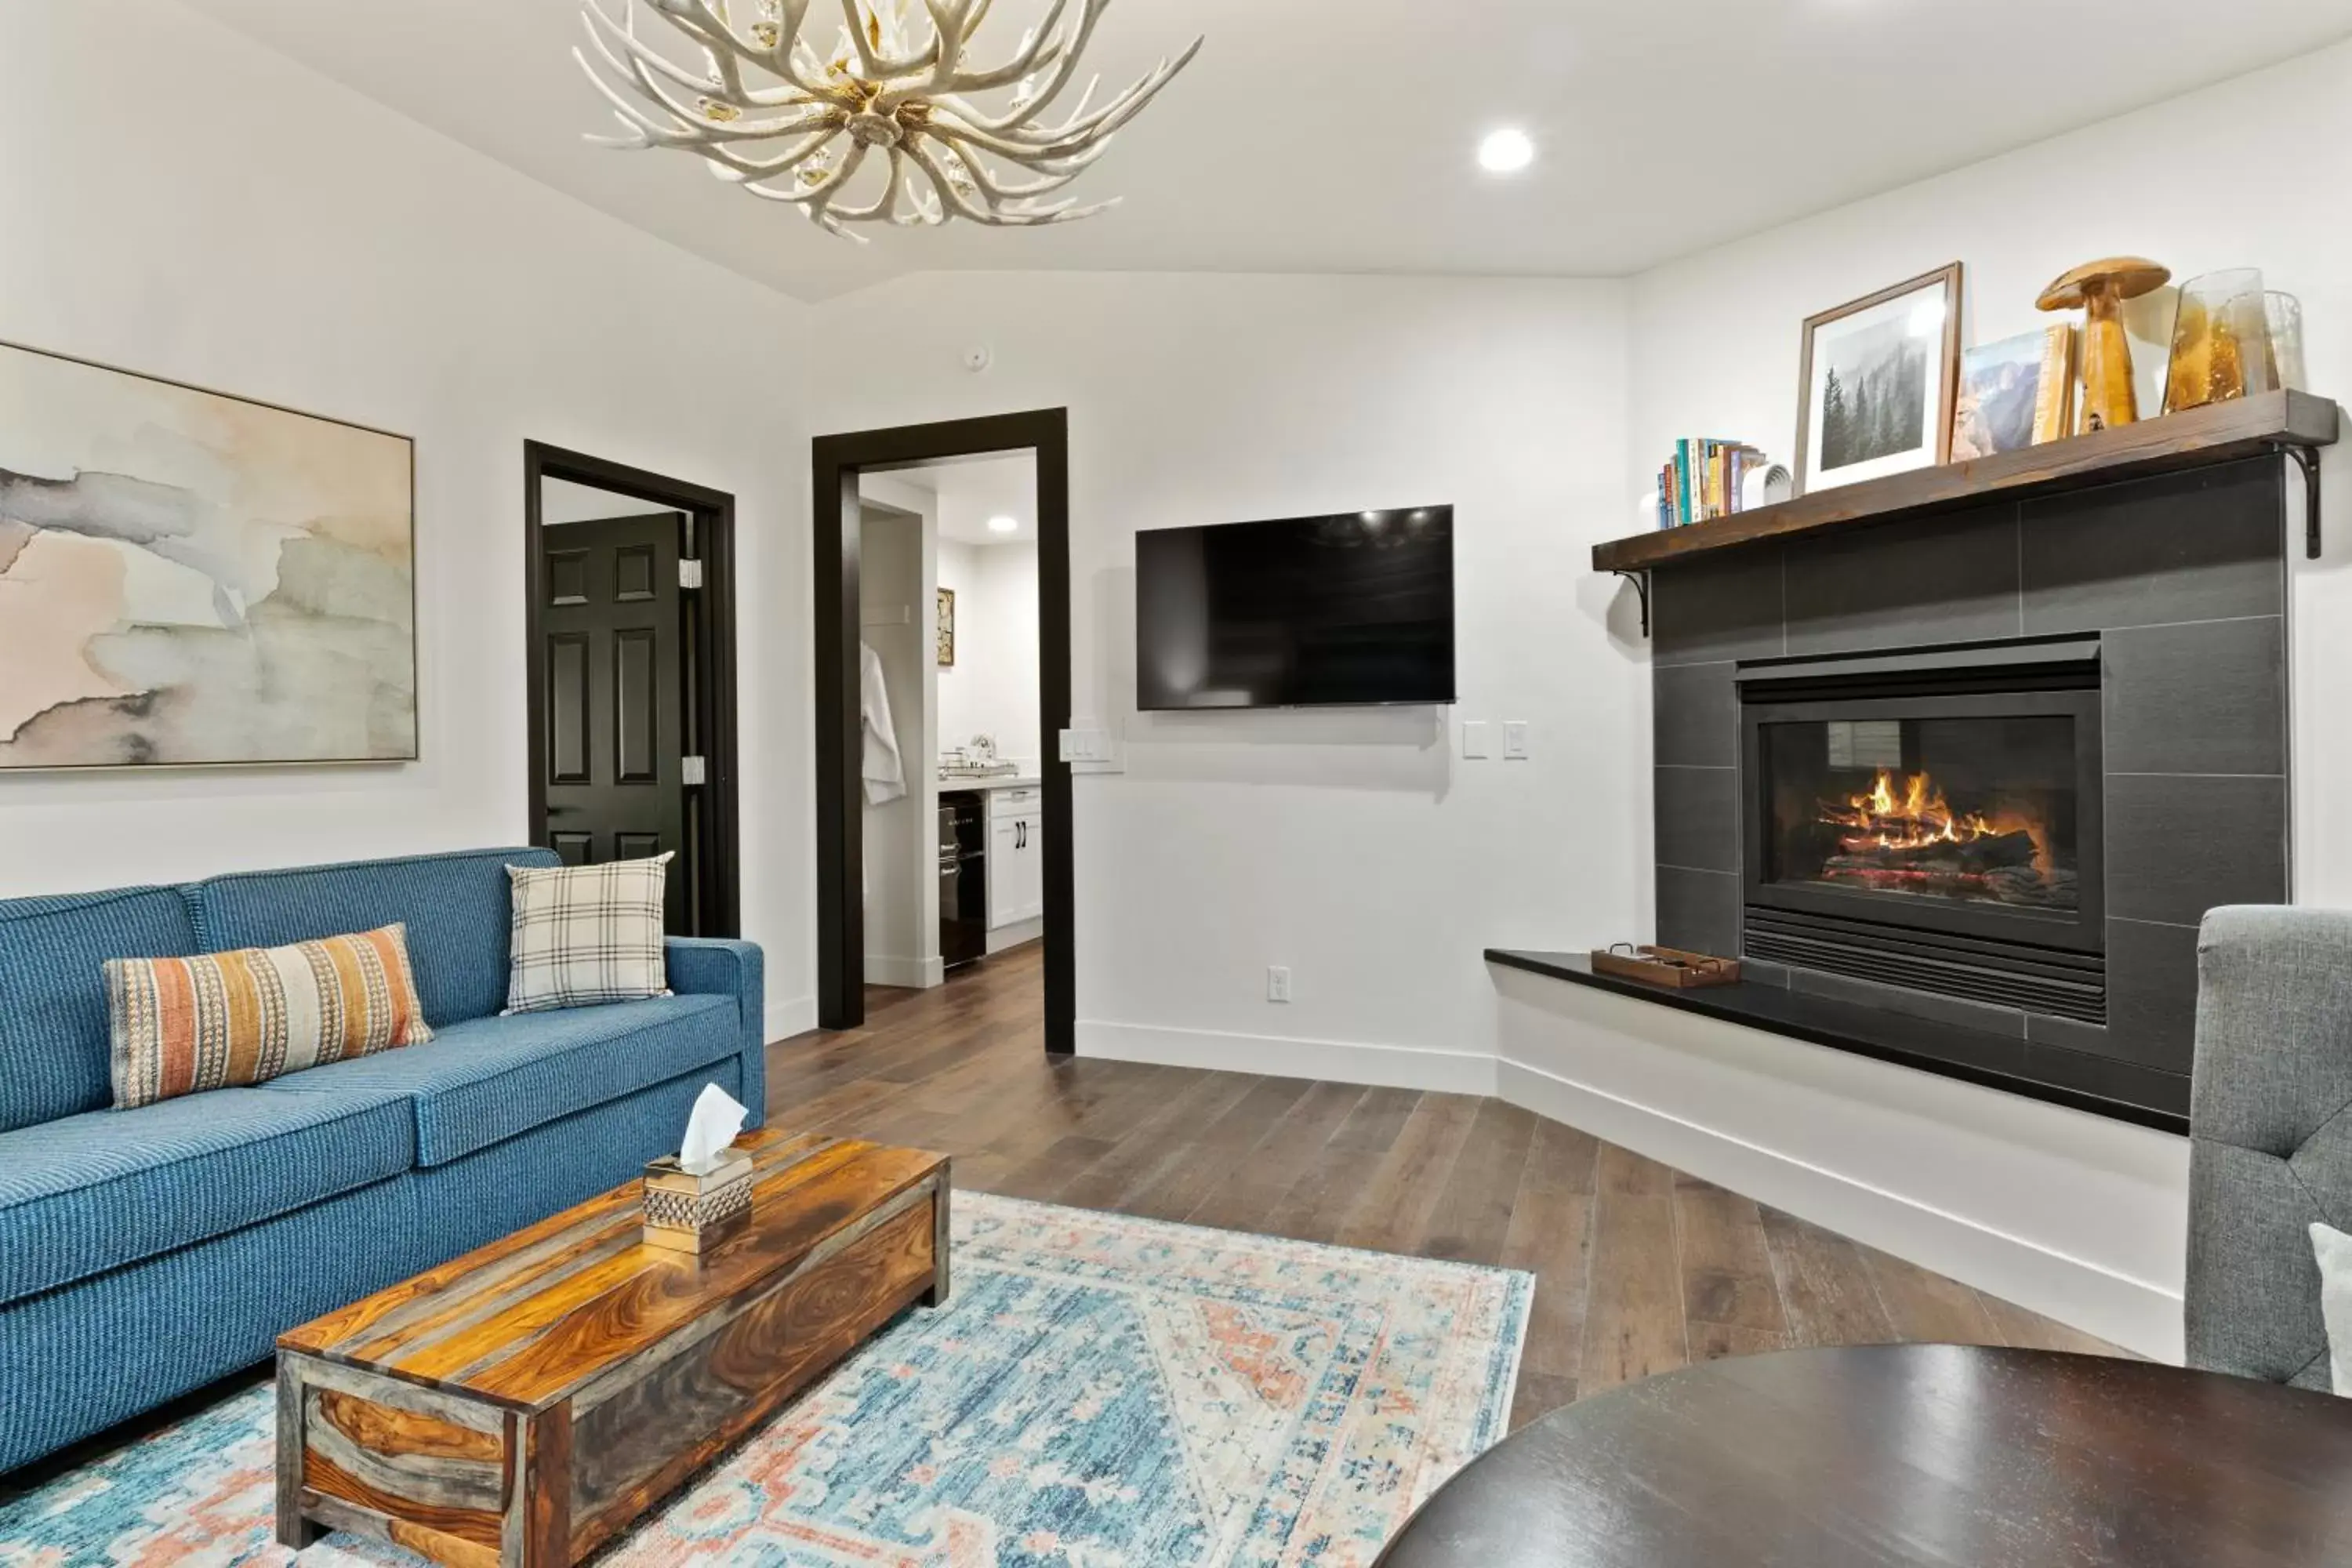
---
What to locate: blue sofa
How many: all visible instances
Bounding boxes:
[0,847,765,1472]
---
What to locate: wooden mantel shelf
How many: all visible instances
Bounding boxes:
[1595,390,2339,575]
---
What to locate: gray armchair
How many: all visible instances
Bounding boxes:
[2187,906,2352,1388]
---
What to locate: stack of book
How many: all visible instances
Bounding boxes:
[1656,438,1766,529]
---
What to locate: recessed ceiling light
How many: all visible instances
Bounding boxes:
[1479,129,1535,174]
[988,515,1020,534]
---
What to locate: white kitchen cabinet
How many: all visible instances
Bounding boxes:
[986,789,1045,929]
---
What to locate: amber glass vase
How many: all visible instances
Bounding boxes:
[2163,269,2278,414]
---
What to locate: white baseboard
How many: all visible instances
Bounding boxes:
[1077,1018,1497,1095]
[766,993,818,1044]
[986,917,1044,954]
[1488,978,2190,1365]
[865,953,945,989]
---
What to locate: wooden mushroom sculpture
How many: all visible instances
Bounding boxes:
[2037,257,2171,433]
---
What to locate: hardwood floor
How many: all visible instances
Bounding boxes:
[775,945,2131,1430]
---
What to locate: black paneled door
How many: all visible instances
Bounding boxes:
[539,512,689,931]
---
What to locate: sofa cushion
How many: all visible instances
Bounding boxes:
[187,847,561,1029]
[0,1084,415,1305]
[0,887,201,1134]
[106,924,435,1109]
[260,993,740,1167]
[504,855,674,1013]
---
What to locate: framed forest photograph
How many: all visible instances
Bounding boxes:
[1795,263,1964,495]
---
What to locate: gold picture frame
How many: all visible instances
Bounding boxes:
[936,586,956,668]
[1795,263,1965,496]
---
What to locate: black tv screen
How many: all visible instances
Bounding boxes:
[1136,507,1456,710]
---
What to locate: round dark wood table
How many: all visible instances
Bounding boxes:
[1376,1345,2352,1567]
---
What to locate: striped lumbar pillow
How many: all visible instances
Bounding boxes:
[103,925,434,1110]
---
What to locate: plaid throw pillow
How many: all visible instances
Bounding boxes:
[104,925,433,1110]
[505,855,673,1014]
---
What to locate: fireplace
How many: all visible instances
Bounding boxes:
[1738,641,2107,1024]
[1632,460,2294,1127]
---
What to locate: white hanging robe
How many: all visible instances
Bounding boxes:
[860,642,907,806]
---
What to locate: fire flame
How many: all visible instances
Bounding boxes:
[1820,769,2045,868]
[1825,770,1991,851]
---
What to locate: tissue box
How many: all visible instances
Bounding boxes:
[641,1146,756,1254]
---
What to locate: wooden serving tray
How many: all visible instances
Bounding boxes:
[1591,945,1741,989]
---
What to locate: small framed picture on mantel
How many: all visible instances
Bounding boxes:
[1795,262,1964,496]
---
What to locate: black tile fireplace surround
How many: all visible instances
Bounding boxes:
[1646,458,2292,1127]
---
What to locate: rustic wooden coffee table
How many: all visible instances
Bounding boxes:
[274,1130,950,1566]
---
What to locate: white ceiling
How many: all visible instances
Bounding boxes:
[884,455,1040,545]
[183,0,2352,303]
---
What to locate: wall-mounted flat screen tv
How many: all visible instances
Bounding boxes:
[1136,507,1456,711]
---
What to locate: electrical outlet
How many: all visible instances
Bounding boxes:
[1267,966,1293,1004]
[1461,720,1491,760]
[1503,720,1531,760]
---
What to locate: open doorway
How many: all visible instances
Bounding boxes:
[858,456,1045,987]
[523,441,741,937]
[812,412,1073,1056]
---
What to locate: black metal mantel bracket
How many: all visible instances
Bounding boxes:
[1614,569,1652,637]
[2282,444,2324,560]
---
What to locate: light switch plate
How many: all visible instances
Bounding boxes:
[1461,720,1491,760]
[1503,721,1530,760]
[1062,720,1123,774]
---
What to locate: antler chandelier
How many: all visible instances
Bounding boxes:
[574,0,1203,240]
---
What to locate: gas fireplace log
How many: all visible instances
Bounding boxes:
[1826,829,2039,874]
[1967,830,2041,869]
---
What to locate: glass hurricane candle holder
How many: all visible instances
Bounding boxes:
[2163,269,2278,415]
[2266,290,2307,394]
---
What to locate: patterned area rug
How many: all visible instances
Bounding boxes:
[3,1192,1530,1566]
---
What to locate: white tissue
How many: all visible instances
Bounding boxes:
[680,1082,750,1176]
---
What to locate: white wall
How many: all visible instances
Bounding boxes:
[857,503,937,987]
[1602,39,2352,1358]
[539,478,672,526]
[0,0,817,1038]
[810,273,1639,1092]
[935,539,1042,771]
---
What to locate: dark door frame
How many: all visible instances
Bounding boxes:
[523,440,742,938]
[812,409,1074,1055]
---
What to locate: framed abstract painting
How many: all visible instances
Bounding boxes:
[0,342,417,769]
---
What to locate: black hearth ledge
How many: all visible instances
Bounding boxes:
[1485,950,2190,1135]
